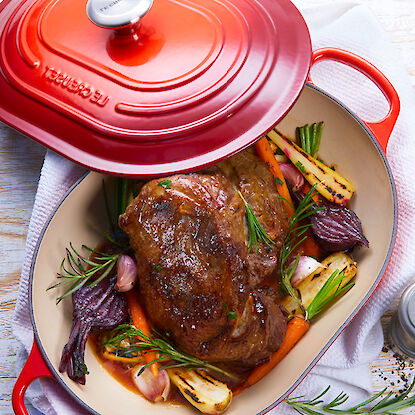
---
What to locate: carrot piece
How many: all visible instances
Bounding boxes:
[297,183,323,259]
[300,229,323,259]
[234,317,309,394]
[302,182,321,203]
[255,137,295,217]
[125,290,159,378]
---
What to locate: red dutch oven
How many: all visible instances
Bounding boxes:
[0,0,399,413]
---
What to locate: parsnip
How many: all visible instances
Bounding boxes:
[168,368,232,414]
[267,129,355,205]
[102,348,144,364]
[281,252,357,316]
[101,335,144,364]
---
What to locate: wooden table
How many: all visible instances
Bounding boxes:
[1,0,415,413]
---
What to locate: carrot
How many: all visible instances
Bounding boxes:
[125,290,159,378]
[297,183,323,259]
[300,229,323,259]
[302,182,320,203]
[255,137,295,217]
[234,317,309,395]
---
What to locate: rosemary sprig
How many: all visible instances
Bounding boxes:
[47,243,121,304]
[286,378,415,414]
[102,324,238,380]
[279,184,322,313]
[158,180,172,189]
[223,302,237,320]
[296,122,324,158]
[238,190,275,253]
[306,270,355,321]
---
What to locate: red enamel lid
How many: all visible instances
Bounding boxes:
[0,0,311,177]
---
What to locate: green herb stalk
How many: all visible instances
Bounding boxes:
[102,324,238,380]
[238,191,276,253]
[286,378,415,414]
[279,184,322,313]
[47,243,122,304]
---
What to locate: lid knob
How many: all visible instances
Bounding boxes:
[86,0,153,29]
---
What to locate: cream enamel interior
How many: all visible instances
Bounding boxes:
[31,85,396,415]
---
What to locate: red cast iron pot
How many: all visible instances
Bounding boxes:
[11,47,399,415]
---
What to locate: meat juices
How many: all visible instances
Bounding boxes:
[120,150,289,367]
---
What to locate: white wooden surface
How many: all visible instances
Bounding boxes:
[0,1,415,414]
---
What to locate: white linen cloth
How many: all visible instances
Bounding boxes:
[12,2,415,414]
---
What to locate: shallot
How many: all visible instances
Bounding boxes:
[290,256,324,287]
[115,254,137,292]
[279,163,304,192]
[132,365,170,402]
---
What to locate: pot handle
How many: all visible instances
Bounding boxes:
[309,47,400,154]
[12,341,55,415]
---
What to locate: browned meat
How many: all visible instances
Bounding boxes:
[119,151,289,367]
[213,149,289,286]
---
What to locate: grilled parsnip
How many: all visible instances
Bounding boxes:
[282,252,357,316]
[101,335,144,364]
[102,348,144,364]
[266,129,355,205]
[167,368,232,415]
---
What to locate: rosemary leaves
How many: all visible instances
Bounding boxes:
[102,324,238,380]
[238,190,275,253]
[286,378,415,414]
[47,243,121,304]
[279,184,321,312]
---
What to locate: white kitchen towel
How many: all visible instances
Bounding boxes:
[12,2,415,414]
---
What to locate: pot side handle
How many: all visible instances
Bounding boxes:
[309,47,400,154]
[12,341,55,415]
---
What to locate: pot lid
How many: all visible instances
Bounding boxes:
[0,0,311,177]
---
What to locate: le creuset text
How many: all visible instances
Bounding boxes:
[43,66,110,107]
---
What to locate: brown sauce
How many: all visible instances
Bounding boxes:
[89,332,188,406]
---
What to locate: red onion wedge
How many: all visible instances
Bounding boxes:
[279,163,304,192]
[292,189,369,253]
[132,365,170,402]
[290,256,324,287]
[310,202,369,252]
[115,255,137,292]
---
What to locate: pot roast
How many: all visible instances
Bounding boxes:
[120,150,289,367]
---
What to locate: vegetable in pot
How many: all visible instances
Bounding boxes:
[125,290,159,378]
[310,201,369,252]
[279,162,304,192]
[132,365,170,402]
[292,186,369,253]
[114,254,137,292]
[59,276,129,384]
[281,252,357,317]
[267,129,355,205]
[168,368,232,415]
[290,256,325,288]
[255,137,295,216]
[296,122,324,158]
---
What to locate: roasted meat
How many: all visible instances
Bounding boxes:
[212,149,289,286]
[119,150,289,367]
